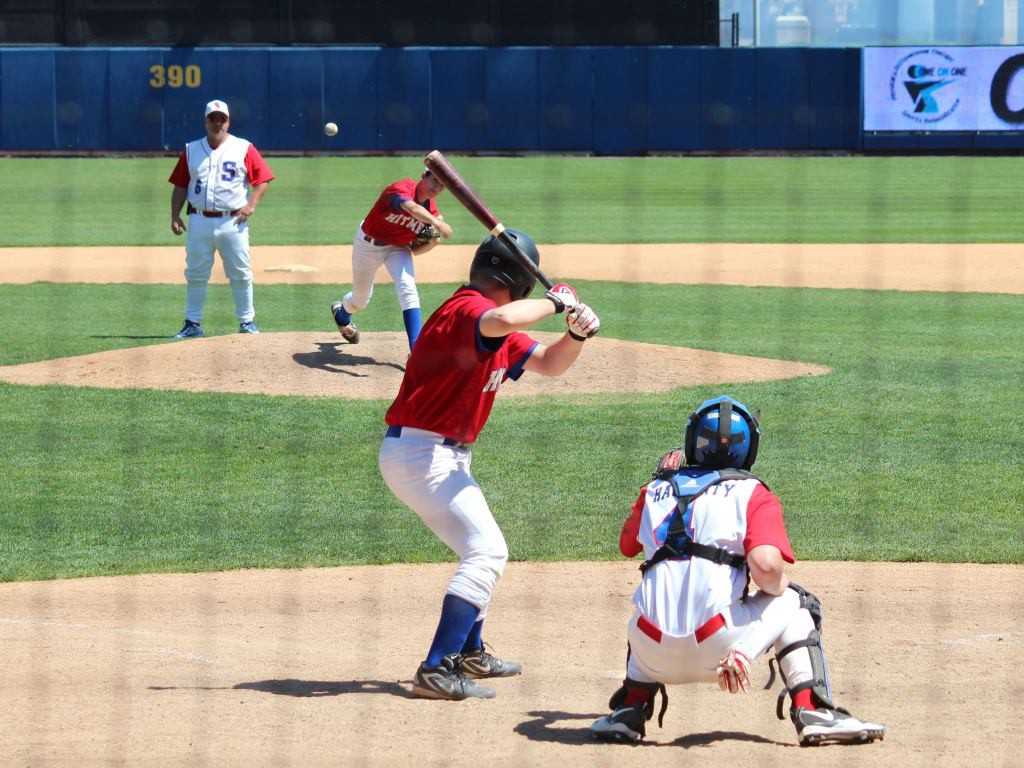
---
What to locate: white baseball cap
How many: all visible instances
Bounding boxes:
[204,99,230,118]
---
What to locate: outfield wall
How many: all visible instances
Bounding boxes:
[0,46,1019,153]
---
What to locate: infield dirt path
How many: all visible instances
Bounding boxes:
[3,242,1023,292]
[0,562,1020,767]
[0,243,1021,765]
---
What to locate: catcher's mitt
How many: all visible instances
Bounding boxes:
[414,223,440,246]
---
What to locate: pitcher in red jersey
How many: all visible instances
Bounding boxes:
[330,168,452,350]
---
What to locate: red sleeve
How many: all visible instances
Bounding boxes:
[168,152,190,187]
[743,484,796,563]
[244,145,274,185]
[619,486,647,558]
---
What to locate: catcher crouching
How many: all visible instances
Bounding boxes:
[591,396,886,747]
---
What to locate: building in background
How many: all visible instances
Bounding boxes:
[718,0,1020,46]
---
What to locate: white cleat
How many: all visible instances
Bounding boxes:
[792,707,886,746]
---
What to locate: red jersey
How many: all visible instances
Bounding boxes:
[385,286,538,444]
[361,178,439,246]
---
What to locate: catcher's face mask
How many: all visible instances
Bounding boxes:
[684,396,761,469]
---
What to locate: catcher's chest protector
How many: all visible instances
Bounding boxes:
[640,467,762,573]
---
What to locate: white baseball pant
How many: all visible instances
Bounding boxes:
[626,587,814,691]
[339,224,420,315]
[378,427,507,614]
[183,214,254,322]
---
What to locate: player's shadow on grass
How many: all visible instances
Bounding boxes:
[293,342,406,377]
[514,711,789,748]
[233,679,413,698]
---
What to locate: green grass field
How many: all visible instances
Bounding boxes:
[0,156,1021,581]
[0,155,1019,246]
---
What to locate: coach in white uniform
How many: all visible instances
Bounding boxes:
[169,99,275,337]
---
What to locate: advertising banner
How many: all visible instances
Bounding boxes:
[864,46,1024,131]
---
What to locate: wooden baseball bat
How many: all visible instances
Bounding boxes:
[424,150,554,290]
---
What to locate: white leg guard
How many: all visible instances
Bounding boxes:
[770,582,836,718]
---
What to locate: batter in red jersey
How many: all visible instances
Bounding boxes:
[169,99,274,338]
[330,169,452,349]
[591,396,886,747]
[378,229,600,701]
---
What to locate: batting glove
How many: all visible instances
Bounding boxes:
[716,649,751,694]
[544,282,579,314]
[566,303,600,341]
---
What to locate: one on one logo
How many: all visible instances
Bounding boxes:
[888,48,966,124]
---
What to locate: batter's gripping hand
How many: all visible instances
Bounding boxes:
[566,303,600,341]
[544,282,579,314]
[716,649,751,694]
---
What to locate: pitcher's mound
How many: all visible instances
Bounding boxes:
[0,332,829,399]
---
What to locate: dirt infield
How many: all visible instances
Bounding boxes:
[0,331,830,398]
[4,242,1023,293]
[1,243,1021,764]
[0,561,1020,766]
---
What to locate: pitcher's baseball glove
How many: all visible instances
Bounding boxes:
[414,223,440,246]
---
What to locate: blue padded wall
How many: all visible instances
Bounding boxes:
[538,48,594,151]
[592,47,649,154]
[699,47,756,150]
[485,48,540,151]
[755,48,810,149]
[108,49,167,150]
[322,48,379,151]
[2,45,1018,153]
[648,47,703,151]
[1,50,56,150]
[429,48,487,151]
[376,48,432,151]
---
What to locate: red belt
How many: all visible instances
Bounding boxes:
[637,612,725,644]
[199,209,239,218]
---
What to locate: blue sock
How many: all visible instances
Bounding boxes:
[425,594,480,666]
[403,307,422,349]
[461,619,484,654]
[334,303,352,326]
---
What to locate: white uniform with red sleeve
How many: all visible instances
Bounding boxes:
[378,286,538,612]
[618,474,817,691]
[168,136,274,323]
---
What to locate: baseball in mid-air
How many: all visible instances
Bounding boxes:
[324,122,339,137]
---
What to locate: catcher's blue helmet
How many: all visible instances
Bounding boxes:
[684,396,761,470]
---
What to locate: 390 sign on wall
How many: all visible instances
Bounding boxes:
[149,64,201,89]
